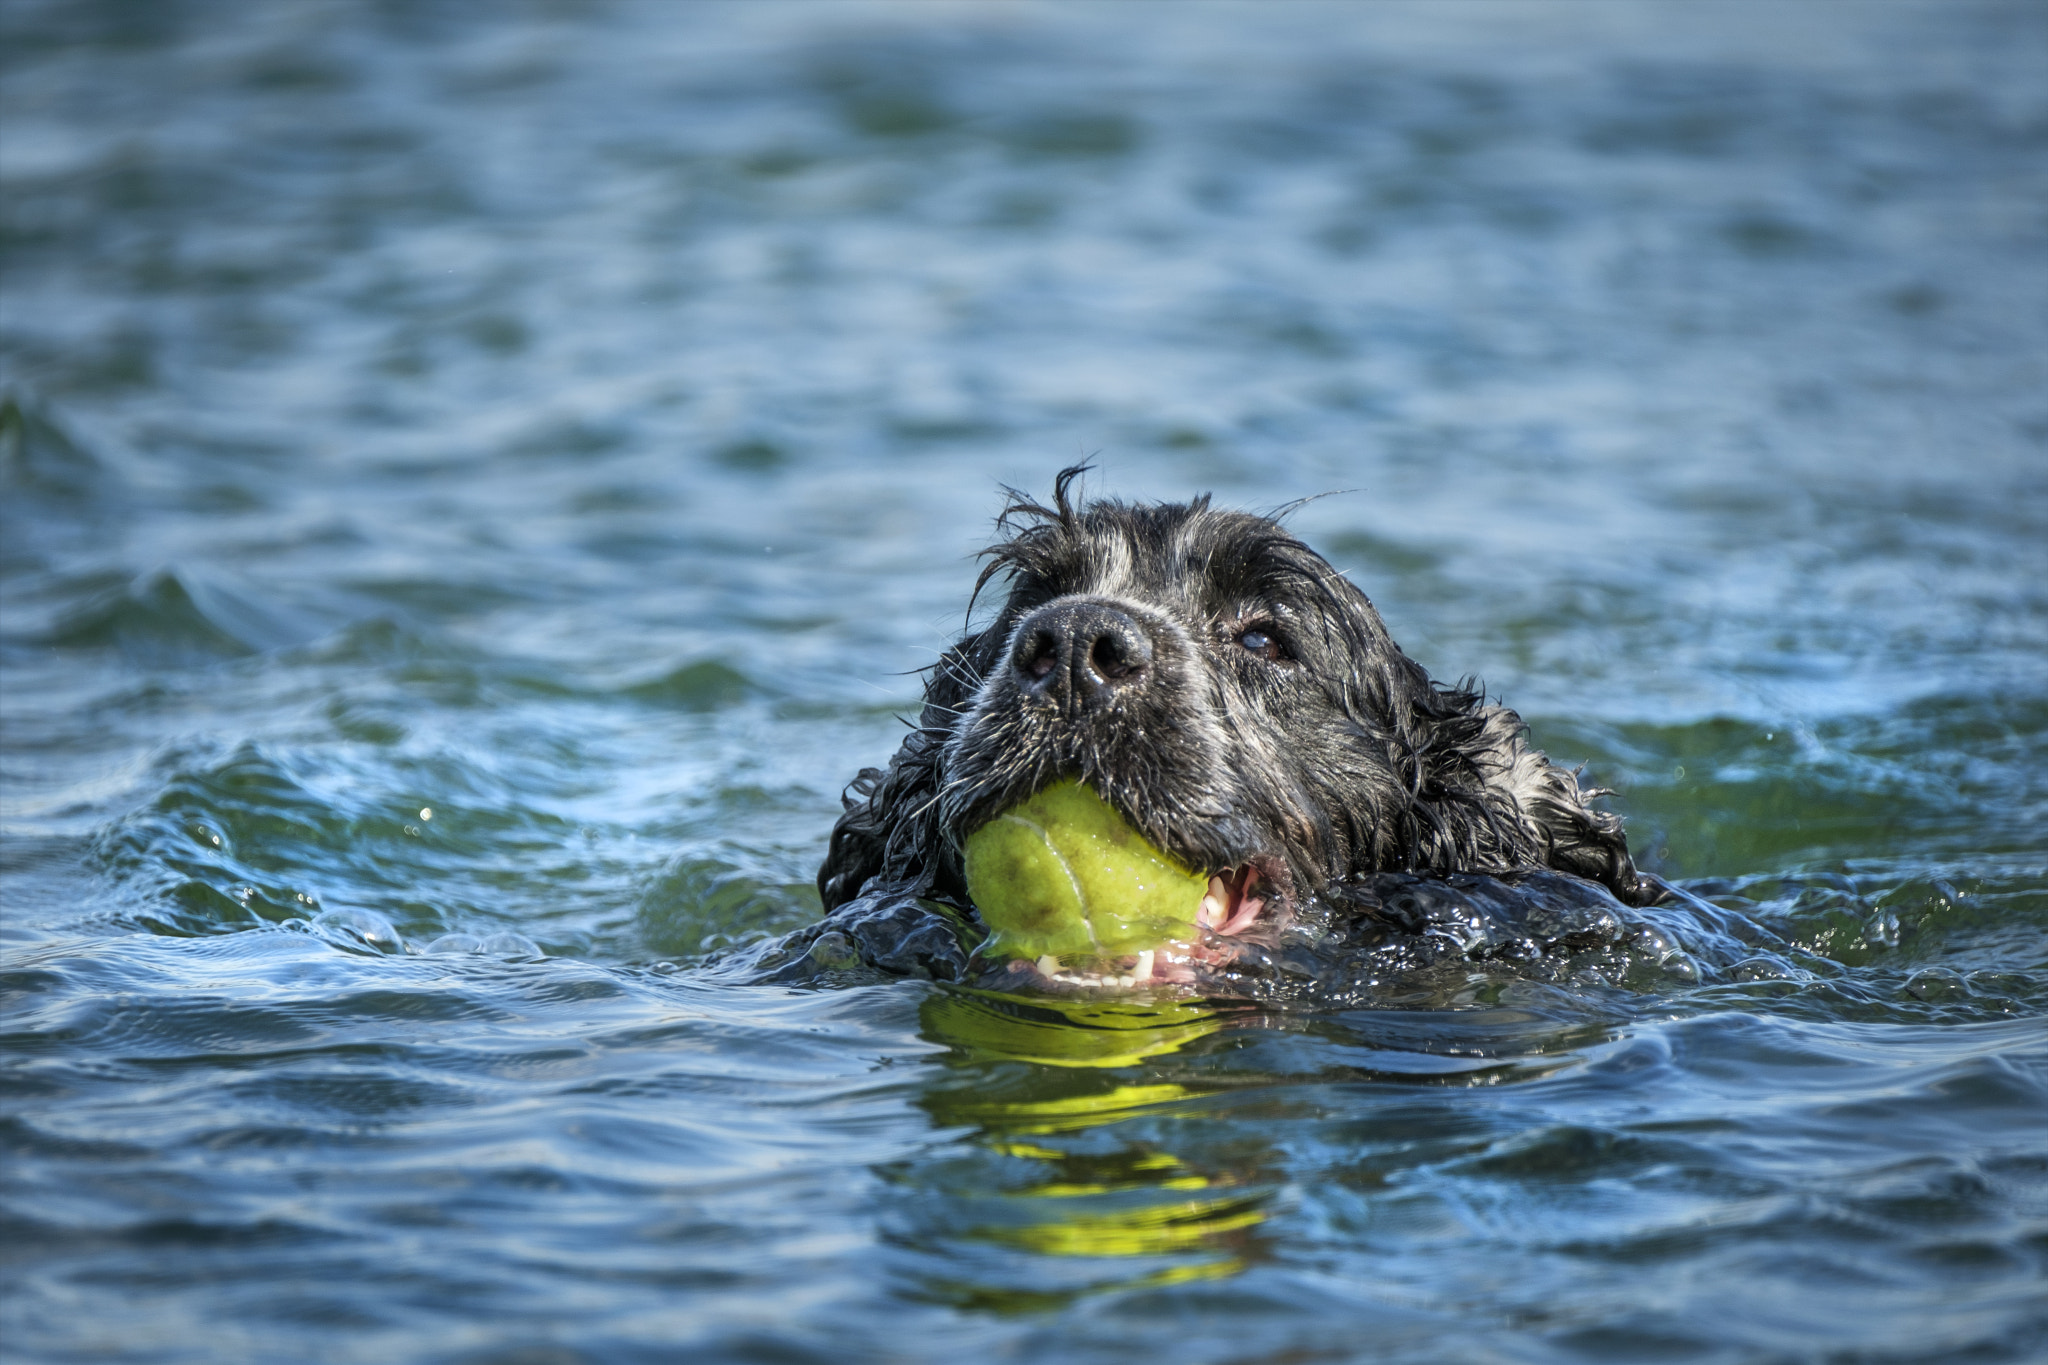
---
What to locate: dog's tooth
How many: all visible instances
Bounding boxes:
[1037,955,1061,977]
[1134,949,1155,981]
[1200,875,1229,929]
[1118,975,1136,987]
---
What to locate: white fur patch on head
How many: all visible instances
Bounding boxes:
[1083,526,1136,600]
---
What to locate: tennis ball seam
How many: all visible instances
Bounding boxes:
[992,811,1102,952]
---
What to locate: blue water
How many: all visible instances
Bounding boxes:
[3,2,2045,1361]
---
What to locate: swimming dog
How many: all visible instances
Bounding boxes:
[761,469,1673,993]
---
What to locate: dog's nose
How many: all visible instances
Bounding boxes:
[1010,600,1155,711]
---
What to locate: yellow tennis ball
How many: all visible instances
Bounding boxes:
[963,780,1208,960]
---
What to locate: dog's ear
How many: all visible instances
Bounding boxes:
[1364,673,1660,907]
[817,763,894,912]
[816,633,990,912]
[1517,763,1663,906]
[1474,708,1659,906]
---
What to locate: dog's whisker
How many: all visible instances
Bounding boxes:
[900,771,978,828]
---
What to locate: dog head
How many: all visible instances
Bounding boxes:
[819,470,1651,980]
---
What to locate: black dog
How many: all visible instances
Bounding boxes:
[751,470,1683,995]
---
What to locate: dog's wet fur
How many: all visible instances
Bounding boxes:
[747,470,1698,996]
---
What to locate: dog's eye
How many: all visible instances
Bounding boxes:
[1237,628,1285,662]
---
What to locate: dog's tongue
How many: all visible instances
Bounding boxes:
[963,780,1209,960]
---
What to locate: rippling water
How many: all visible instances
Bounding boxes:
[4,2,2046,1360]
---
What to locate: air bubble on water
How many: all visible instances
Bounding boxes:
[1968,971,2031,997]
[419,807,432,820]
[1730,954,1804,982]
[478,931,542,959]
[810,930,859,970]
[311,907,407,955]
[424,930,540,959]
[1904,966,1969,1002]
[1630,926,1676,958]
[425,932,486,955]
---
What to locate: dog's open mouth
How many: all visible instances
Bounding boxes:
[1199,864,1268,937]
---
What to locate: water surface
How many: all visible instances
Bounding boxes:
[3,2,2045,1361]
